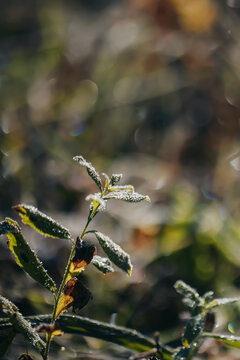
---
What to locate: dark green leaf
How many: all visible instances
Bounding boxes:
[174,280,202,311]
[174,281,200,300]
[0,295,45,357]
[0,314,173,360]
[183,314,205,347]
[173,347,191,360]
[13,205,72,240]
[29,314,157,353]
[203,291,214,304]
[94,231,132,275]
[0,219,19,235]
[110,174,122,186]
[73,155,102,191]
[92,255,114,274]
[1,218,56,293]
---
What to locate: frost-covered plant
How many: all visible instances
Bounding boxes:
[0,155,150,359]
[1,156,240,360]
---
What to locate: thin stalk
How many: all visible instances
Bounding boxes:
[44,186,108,359]
[44,205,99,359]
[43,334,51,360]
[51,243,75,323]
[51,217,92,323]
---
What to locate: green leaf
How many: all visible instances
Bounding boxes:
[0,295,45,357]
[93,231,132,275]
[173,347,191,360]
[203,291,214,304]
[110,174,122,186]
[174,280,202,311]
[73,155,102,191]
[91,255,115,274]
[29,314,157,352]
[0,326,15,356]
[205,297,240,310]
[0,219,19,235]
[13,204,72,240]
[174,281,200,300]
[202,332,240,349]
[1,218,56,293]
[104,190,150,203]
[183,314,205,347]
[0,314,173,360]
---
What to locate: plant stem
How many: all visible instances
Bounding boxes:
[43,334,51,360]
[44,206,98,359]
[44,181,109,359]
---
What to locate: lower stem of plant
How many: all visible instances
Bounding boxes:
[44,214,94,359]
[43,335,51,360]
[51,243,76,323]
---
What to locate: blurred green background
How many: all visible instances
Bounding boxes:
[1,0,240,359]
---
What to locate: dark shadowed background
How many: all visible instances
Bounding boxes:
[1,0,240,359]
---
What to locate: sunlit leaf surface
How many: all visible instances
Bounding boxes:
[94,231,132,275]
[73,155,102,191]
[0,218,56,293]
[92,255,115,274]
[13,204,72,240]
[104,190,150,203]
[205,297,240,310]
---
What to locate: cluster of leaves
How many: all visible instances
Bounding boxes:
[1,156,240,360]
[0,155,150,359]
[172,281,240,360]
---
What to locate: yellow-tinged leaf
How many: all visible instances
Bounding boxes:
[7,233,22,267]
[184,339,189,348]
[54,277,92,320]
[51,329,63,337]
[65,238,96,284]
[13,205,72,240]
[108,185,134,192]
[55,293,73,319]
[65,261,86,284]
[3,218,56,293]
[86,194,106,213]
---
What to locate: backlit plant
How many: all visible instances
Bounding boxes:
[1,156,240,360]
